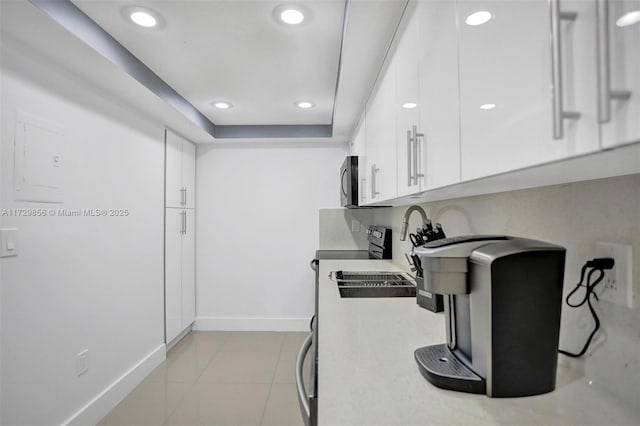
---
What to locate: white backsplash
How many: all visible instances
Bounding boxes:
[318,208,374,250]
[320,174,640,409]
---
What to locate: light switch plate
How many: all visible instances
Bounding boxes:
[0,228,19,257]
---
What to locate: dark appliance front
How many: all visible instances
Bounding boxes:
[413,236,566,397]
[340,156,359,208]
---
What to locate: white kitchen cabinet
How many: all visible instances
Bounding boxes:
[395,4,422,198]
[599,0,640,148]
[165,129,195,209]
[416,0,461,190]
[165,128,196,344]
[457,0,600,181]
[165,208,195,344]
[350,116,366,157]
[365,58,397,203]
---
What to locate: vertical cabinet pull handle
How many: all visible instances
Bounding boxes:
[407,130,413,186]
[181,211,186,235]
[551,0,581,140]
[370,164,380,199]
[413,125,424,183]
[180,187,187,206]
[597,0,632,124]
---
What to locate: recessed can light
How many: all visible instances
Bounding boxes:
[616,10,640,27]
[402,102,418,109]
[480,103,496,110]
[213,102,233,110]
[296,101,314,109]
[130,11,157,27]
[123,6,163,29]
[466,11,492,26]
[280,8,305,24]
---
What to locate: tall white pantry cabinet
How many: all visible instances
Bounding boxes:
[164,129,196,344]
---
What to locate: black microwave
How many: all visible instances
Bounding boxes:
[340,156,359,208]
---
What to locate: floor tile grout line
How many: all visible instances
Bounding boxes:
[259,332,286,426]
[163,330,233,425]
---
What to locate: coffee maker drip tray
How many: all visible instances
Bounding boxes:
[414,344,485,394]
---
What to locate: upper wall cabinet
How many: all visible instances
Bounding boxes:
[395,5,422,198]
[353,0,639,206]
[416,0,461,190]
[599,0,640,149]
[365,59,398,203]
[166,129,196,209]
[457,0,600,181]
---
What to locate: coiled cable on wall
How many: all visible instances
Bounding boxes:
[558,258,614,358]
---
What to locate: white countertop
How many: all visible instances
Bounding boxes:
[317,259,640,426]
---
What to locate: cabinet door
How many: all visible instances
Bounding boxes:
[365,61,397,202]
[395,5,422,197]
[182,140,196,209]
[457,0,600,181]
[165,208,183,343]
[350,117,366,157]
[181,209,196,328]
[600,0,640,148]
[417,0,461,190]
[165,130,183,208]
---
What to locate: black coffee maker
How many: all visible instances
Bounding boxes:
[413,236,566,397]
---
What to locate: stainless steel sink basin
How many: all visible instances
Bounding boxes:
[334,271,416,298]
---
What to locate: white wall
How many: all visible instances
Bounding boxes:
[195,143,348,330]
[1,37,166,425]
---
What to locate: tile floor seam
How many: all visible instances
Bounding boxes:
[163,381,197,425]
[193,343,223,384]
[258,381,276,426]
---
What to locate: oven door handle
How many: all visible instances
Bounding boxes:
[296,332,313,426]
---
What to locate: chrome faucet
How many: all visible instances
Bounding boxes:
[400,205,428,241]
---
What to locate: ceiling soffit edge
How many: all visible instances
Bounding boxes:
[27,0,351,140]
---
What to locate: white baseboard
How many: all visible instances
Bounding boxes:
[63,344,166,426]
[195,316,312,332]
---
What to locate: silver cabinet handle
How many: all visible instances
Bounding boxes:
[296,333,313,426]
[413,125,424,183]
[597,0,632,124]
[406,130,413,186]
[181,211,186,235]
[551,0,581,140]
[370,164,380,199]
[180,187,187,206]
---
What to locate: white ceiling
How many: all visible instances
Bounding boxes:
[1,0,408,143]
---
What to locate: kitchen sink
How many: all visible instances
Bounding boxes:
[333,271,416,298]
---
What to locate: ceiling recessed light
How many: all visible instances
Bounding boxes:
[130,11,156,27]
[123,6,163,29]
[616,10,640,27]
[213,102,233,110]
[466,11,492,26]
[402,102,418,109]
[480,103,496,110]
[280,8,305,25]
[296,101,314,109]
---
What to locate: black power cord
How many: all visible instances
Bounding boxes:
[559,258,615,358]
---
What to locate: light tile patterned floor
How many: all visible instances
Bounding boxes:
[98,331,308,426]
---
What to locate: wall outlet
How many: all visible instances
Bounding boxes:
[595,242,633,308]
[76,349,89,377]
[351,219,361,233]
